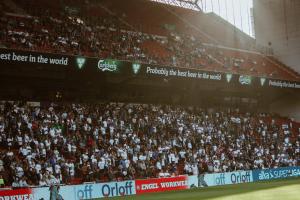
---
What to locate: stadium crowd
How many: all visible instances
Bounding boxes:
[0,101,299,187]
[0,4,235,71]
[1,0,298,81]
[0,0,299,82]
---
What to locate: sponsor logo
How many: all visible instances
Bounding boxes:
[135,176,188,194]
[101,181,134,197]
[132,63,141,74]
[0,194,34,200]
[269,80,300,88]
[231,172,251,184]
[204,171,253,186]
[257,167,300,180]
[214,173,226,185]
[146,66,169,76]
[76,57,86,69]
[239,75,252,85]
[258,171,272,180]
[97,59,118,72]
[138,183,159,190]
[226,73,232,83]
[260,77,266,86]
[0,188,33,200]
[34,181,135,200]
[76,184,93,199]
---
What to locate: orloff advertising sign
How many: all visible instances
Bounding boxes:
[33,181,135,199]
[135,176,188,194]
[203,170,253,186]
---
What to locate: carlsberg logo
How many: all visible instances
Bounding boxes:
[260,78,266,86]
[76,57,86,69]
[239,75,252,85]
[226,74,232,83]
[98,59,118,72]
[132,63,141,74]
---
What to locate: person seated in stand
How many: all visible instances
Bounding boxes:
[39,176,48,187]
[158,168,170,178]
[19,176,28,187]
[0,174,4,187]
[11,177,20,188]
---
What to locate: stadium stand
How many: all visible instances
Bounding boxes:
[0,0,300,188]
[0,0,299,81]
[0,101,299,186]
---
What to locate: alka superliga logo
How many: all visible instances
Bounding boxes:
[76,57,86,69]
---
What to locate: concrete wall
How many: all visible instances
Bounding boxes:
[269,92,300,122]
[253,0,300,73]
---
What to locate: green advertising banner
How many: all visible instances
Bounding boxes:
[1,48,299,89]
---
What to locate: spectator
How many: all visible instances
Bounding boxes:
[0,101,299,186]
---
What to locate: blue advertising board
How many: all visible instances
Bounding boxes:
[252,166,300,181]
[203,170,253,187]
[33,180,136,200]
[188,175,199,188]
[29,167,300,199]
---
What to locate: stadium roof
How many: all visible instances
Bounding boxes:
[150,0,201,11]
[150,0,255,37]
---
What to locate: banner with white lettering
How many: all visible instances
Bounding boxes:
[33,181,135,199]
[0,188,33,200]
[1,48,300,89]
[0,49,70,66]
[144,66,223,81]
[203,170,253,187]
[135,176,188,194]
[252,166,300,181]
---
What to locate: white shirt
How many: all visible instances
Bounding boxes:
[35,164,42,174]
[192,164,198,175]
[98,159,105,170]
[16,166,24,178]
[156,161,162,170]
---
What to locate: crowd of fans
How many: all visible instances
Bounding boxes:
[0,101,299,187]
[0,0,298,81]
[0,10,147,61]
[0,2,254,72]
[0,1,299,188]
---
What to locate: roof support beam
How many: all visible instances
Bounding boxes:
[150,0,201,11]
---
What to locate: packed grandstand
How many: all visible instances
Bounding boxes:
[0,102,300,187]
[0,0,300,190]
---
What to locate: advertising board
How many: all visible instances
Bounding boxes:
[135,176,188,194]
[202,170,253,187]
[188,175,199,188]
[2,48,299,89]
[33,180,135,200]
[2,167,300,200]
[252,166,300,181]
[0,188,33,200]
